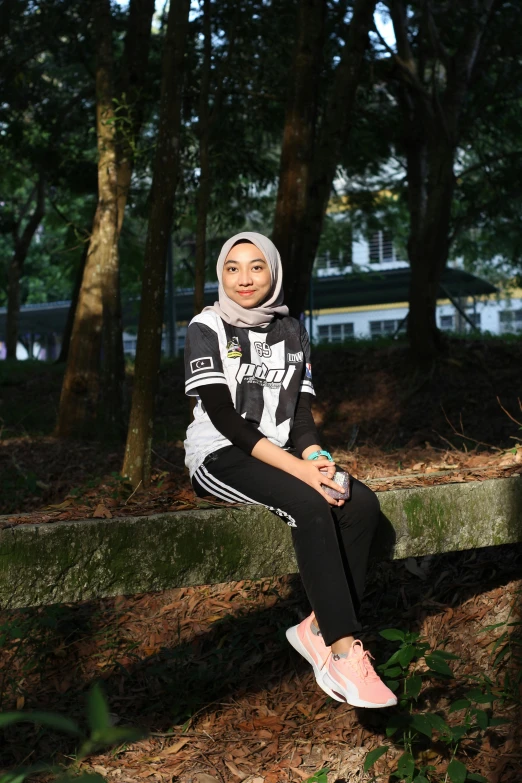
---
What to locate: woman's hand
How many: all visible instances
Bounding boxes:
[250,439,344,505]
[295,458,345,506]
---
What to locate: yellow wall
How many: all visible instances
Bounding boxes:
[305,288,522,317]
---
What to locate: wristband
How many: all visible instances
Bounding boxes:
[307,449,334,462]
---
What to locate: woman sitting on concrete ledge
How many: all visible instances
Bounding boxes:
[183,231,396,709]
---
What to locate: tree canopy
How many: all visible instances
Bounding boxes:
[1,0,521,371]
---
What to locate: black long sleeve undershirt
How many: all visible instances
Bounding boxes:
[197,384,319,456]
[290,391,321,455]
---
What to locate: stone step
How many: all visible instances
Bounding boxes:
[1,475,521,609]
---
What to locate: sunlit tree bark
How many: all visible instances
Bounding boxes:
[56,0,155,437]
[56,0,119,437]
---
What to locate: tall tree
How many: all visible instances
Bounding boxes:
[273,0,377,317]
[56,0,120,437]
[56,0,155,437]
[193,0,212,315]
[192,2,240,314]
[383,0,498,358]
[122,0,190,488]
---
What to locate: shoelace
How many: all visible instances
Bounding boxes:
[333,641,381,681]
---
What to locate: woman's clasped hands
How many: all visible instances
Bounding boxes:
[295,456,346,506]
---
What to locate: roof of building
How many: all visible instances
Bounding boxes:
[0,267,497,338]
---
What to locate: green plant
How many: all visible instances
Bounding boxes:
[363,629,506,783]
[0,683,146,783]
[304,767,329,783]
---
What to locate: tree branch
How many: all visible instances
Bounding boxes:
[423,0,450,68]
[384,0,433,110]
[210,8,242,125]
[49,198,91,241]
[120,0,156,142]
[445,0,497,117]
[457,149,522,180]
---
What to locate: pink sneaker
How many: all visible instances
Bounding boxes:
[322,640,397,708]
[286,614,342,702]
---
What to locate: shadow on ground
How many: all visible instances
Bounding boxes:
[1,542,521,781]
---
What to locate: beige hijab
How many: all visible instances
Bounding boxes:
[204,231,289,328]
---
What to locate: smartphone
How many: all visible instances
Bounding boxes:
[322,470,351,500]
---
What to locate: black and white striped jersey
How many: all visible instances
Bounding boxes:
[183,310,315,476]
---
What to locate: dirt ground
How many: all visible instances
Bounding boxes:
[1,547,521,782]
[1,338,521,782]
[1,337,521,520]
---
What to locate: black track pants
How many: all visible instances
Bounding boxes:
[192,446,381,646]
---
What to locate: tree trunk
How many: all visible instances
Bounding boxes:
[101,0,156,432]
[273,0,377,317]
[94,0,124,439]
[56,239,89,364]
[407,141,455,358]
[271,0,326,312]
[101,0,155,426]
[5,175,45,360]
[56,0,155,437]
[122,0,190,488]
[193,0,211,316]
[56,0,119,438]
[389,0,497,359]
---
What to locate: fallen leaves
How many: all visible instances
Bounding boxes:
[224,759,249,779]
[158,737,190,756]
[1,344,522,781]
[1,545,521,782]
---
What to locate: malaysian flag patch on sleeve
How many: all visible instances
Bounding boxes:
[190,357,214,373]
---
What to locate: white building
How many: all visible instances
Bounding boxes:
[306,230,522,344]
[2,230,521,359]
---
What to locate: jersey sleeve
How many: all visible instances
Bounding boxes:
[184,321,228,397]
[299,322,315,396]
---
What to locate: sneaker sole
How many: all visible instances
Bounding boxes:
[285,625,343,703]
[322,671,398,709]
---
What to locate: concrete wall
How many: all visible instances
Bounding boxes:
[1,475,521,610]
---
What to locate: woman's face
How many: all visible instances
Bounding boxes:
[222,243,272,309]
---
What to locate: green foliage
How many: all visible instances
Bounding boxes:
[0,683,146,783]
[363,625,516,782]
[304,768,329,783]
[364,745,388,771]
[0,0,98,306]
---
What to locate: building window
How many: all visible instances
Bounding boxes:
[317,322,354,343]
[369,319,406,338]
[467,312,481,329]
[123,336,137,355]
[499,309,522,332]
[314,249,352,270]
[440,315,454,331]
[369,231,395,263]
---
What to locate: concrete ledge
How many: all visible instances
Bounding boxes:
[1,475,521,609]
